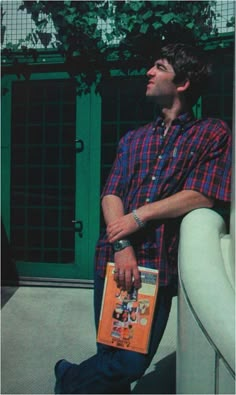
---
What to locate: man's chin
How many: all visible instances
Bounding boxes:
[146,93,158,102]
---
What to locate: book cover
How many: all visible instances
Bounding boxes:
[97,262,159,354]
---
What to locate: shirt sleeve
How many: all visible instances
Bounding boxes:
[101,133,129,200]
[183,121,232,202]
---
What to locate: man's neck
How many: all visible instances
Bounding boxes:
[161,102,189,129]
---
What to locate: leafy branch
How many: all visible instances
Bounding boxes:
[3,1,222,92]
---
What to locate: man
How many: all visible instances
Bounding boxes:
[54,43,231,394]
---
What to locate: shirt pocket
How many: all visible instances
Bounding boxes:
[168,145,199,174]
[157,147,200,196]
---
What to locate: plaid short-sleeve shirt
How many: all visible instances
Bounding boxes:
[95,112,232,286]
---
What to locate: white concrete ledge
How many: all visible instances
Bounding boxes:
[178,208,235,371]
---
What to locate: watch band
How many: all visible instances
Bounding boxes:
[113,239,131,252]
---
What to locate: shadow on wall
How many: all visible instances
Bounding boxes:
[132,352,176,394]
[1,219,19,307]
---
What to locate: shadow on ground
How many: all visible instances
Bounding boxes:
[132,352,176,394]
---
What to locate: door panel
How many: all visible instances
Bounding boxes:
[11,79,76,267]
[5,74,101,281]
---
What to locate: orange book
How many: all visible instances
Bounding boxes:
[97,262,159,354]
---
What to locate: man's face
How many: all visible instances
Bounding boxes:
[146,59,177,104]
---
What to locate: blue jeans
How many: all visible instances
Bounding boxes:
[55,272,173,394]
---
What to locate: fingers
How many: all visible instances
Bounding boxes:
[107,222,125,242]
[113,246,141,291]
[108,228,124,243]
[114,267,141,291]
[113,269,119,284]
[133,266,141,289]
[107,222,121,236]
[114,268,127,290]
[119,269,132,291]
[107,214,139,242]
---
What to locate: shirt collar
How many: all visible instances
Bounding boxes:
[153,111,195,131]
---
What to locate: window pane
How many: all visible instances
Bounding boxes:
[11,79,76,264]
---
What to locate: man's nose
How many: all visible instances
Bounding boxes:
[146,66,155,77]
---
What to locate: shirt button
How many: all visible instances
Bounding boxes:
[152,176,156,180]
[158,155,162,159]
[146,198,150,203]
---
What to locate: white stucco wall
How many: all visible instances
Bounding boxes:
[177,208,235,394]
[177,29,235,394]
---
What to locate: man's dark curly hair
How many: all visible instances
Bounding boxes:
[160,43,212,106]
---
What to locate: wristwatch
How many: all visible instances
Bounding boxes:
[113,239,131,252]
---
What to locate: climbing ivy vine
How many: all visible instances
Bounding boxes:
[2,1,225,92]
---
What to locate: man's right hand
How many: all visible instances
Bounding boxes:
[113,246,141,291]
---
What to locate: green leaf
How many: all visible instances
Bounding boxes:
[143,10,153,20]
[186,22,194,29]
[139,23,149,34]
[128,2,144,12]
[162,12,176,24]
[152,21,163,29]
[72,49,80,56]
[64,14,76,24]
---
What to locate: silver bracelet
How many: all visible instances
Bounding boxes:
[132,209,146,228]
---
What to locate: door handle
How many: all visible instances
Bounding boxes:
[72,220,83,238]
[74,139,84,153]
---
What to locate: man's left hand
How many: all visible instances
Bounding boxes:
[107,213,139,243]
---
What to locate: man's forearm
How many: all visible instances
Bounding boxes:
[104,190,214,244]
[102,194,125,225]
[102,194,140,291]
[136,190,214,223]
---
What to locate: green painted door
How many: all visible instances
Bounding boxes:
[1,73,101,282]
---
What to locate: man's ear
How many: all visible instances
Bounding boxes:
[176,79,190,93]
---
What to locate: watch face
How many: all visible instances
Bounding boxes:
[114,241,123,251]
[113,240,130,252]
